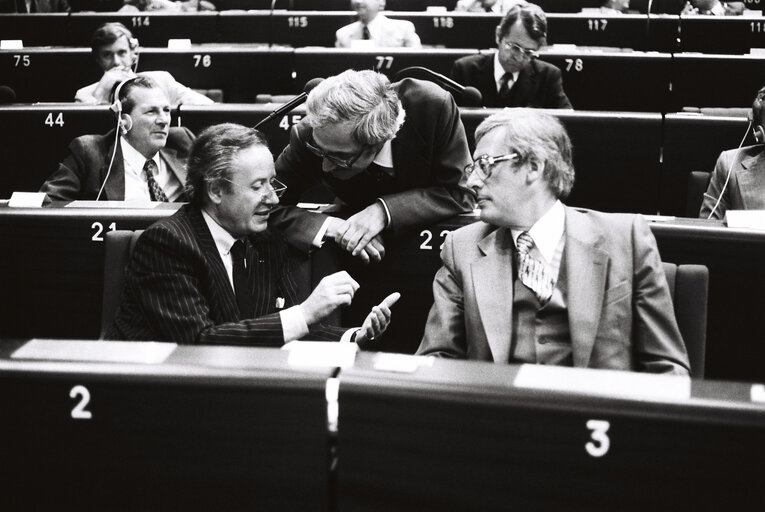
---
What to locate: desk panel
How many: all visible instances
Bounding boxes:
[293,48,477,85]
[338,354,765,511]
[661,113,754,217]
[0,14,70,46]
[539,50,672,112]
[219,11,351,47]
[671,54,765,111]
[0,206,180,339]
[0,341,332,510]
[0,105,116,198]
[1,48,99,103]
[678,16,765,55]
[67,12,220,46]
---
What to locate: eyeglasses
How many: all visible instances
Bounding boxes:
[500,40,539,60]
[221,177,287,198]
[464,153,520,181]
[304,133,370,169]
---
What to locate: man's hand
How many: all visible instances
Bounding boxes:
[355,292,401,348]
[93,67,137,104]
[326,203,388,263]
[301,271,360,325]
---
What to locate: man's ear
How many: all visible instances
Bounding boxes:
[525,159,545,184]
[207,180,224,205]
[495,26,502,46]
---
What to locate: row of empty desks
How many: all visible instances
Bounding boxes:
[4,46,764,111]
[1,339,763,509]
[0,105,752,217]
[2,205,765,382]
[5,11,765,54]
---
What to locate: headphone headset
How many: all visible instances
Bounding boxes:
[97,77,135,201]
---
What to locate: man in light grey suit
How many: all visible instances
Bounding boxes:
[336,0,421,48]
[417,108,690,375]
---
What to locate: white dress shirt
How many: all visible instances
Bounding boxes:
[494,53,520,94]
[511,199,566,270]
[120,137,184,202]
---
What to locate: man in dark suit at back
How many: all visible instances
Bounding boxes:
[450,2,572,109]
[40,76,194,202]
[110,123,397,346]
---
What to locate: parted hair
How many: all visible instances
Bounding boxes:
[185,123,269,207]
[114,75,159,115]
[304,69,402,145]
[497,2,547,45]
[475,108,574,199]
[90,22,138,54]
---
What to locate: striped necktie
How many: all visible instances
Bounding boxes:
[515,231,554,305]
[143,159,169,202]
[361,24,371,40]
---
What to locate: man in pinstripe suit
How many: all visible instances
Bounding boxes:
[110,123,397,346]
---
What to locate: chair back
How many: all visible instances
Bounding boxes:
[686,171,712,218]
[663,262,709,378]
[100,230,143,339]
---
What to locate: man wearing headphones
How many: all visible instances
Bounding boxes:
[74,22,213,106]
[41,76,195,202]
[700,86,765,219]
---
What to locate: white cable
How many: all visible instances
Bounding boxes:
[707,118,752,220]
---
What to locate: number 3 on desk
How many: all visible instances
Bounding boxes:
[585,419,610,457]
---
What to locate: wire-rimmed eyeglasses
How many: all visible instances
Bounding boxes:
[304,133,371,169]
[464,153,520,181]
[221,177,287,198]
[499,40,539,60]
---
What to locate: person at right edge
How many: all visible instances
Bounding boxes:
[700,86,765,219]
[450,2,572,109]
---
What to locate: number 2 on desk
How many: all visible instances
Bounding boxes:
[91,221,116,242]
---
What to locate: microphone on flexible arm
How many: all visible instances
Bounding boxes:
[393,66,483,107]
[253,78,324,129]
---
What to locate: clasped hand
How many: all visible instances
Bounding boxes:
[326,202,387,263]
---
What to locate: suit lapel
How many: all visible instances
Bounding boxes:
[509,63,539,107]
[101,134,125,200]
[564,208,609,368]
[736,152,765,209]
[160,146,188,185]
[472,227,514,363]
[188,207,240,322]
[479,53,499,106]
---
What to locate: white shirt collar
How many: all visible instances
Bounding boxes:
[364,13,387,36]
[373,139,394,167]
[201,209,238,256]
[511,200,565,264]
[120,136,160,177]
[493,52,519,91]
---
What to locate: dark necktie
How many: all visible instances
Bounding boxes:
[143,159,169,202]
[361,24,371,40]
[515,231,554,305]
[231,239,254,318]
[498,72,514,101]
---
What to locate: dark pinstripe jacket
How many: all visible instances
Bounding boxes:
[109,205,345,345]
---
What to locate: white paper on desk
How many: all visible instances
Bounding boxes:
[724,210,765,230]
[514,364,691,403]
[283,341,358,368]
[12,339,177,365]
[8,192,46,207]
[66,200,161,208]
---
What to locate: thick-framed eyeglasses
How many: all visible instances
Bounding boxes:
[304,133,370,169]
[221,177,287,198]
[465,153,520,181]
[499,40,539,60]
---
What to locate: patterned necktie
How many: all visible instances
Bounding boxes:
[231,239,254,318]
[143,159,169,202]
[498,72,514,101]
[515,231,554,305]
[361,24,371,40]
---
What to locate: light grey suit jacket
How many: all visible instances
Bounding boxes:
[417,207,690,375]
[700,144,765,219]
[335,14,421,48]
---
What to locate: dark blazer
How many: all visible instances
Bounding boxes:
[271,78,475,254]
[450,53,572,109]
[700,144,765,219]
[0,0,70,11]
[417,207,690,375]
[109,205,346,345]
[39,127,194,202]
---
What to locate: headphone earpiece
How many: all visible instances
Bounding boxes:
[752,87,765,144]
[120,114,133,134]
[129,37,139,50]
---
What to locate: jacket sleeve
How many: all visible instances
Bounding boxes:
[631,215,691,375]
[699,151,729,220]
[417,231,468,358]
[39,137,92,202]
[546,66,573,109]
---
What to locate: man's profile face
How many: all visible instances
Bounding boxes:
[352,0,382,24]
[469,128,529,228]
[311,120,382,179]
[96,35,136,72]
[123,86,170,158]
[496,20,541,74]
[215,144,279,238]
